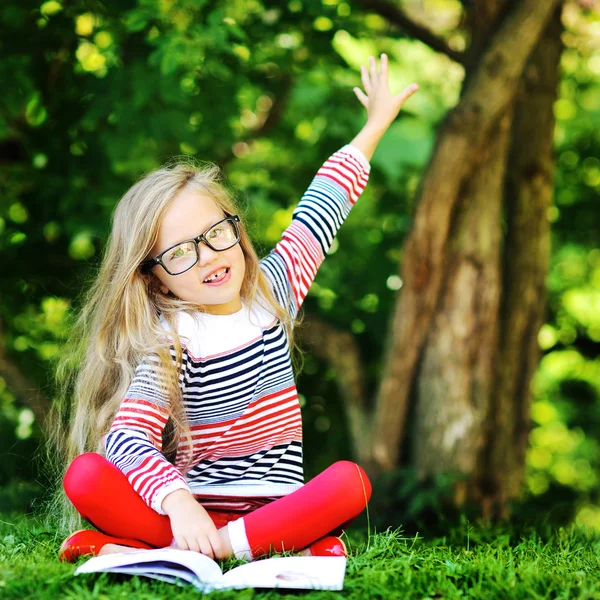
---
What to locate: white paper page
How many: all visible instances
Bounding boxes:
[106,566,190,587]
[74,548,223,584]
[107,563,200,586]
[215,556,346,591]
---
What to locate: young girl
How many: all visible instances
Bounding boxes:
[56,54,418,562]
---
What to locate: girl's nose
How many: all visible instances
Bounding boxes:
[197,241,220,266]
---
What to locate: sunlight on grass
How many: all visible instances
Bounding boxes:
[1,515,600,599]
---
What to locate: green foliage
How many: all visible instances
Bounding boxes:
[523,5,600,529]
[0,0,599,533]
[0,0,457,484]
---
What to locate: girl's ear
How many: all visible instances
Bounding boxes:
[143,271,170,296]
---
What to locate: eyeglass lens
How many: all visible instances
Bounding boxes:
[163,220,238,275]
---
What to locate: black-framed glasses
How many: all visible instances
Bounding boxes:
[141,214,241,276]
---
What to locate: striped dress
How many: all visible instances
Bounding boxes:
[104,144,371,514]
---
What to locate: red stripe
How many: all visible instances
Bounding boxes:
[117,397,168,417]
[202,427,302,460]
[277,237,314,302]
[143,473,170,504]
[318,165,361,203]
[189,411,301,457]
[287,221,322,261]
[144,470,184,505]
[138,461,179,500]
[284,227,320,276]
[196,414,302,457]
[320,159,366,199]
[112,415,162,437]
[277,238,313,292]
[275,242,302,306]
[329,152,367,176]
[129,456,159,490]
[188,397,300,443]
[205,411,302,449]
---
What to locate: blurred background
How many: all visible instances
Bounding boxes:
[1,0,599,534]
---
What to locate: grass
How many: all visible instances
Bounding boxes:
[1,513,600,599]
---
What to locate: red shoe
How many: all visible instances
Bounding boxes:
[58,529,153,563]
[307,536,347,557]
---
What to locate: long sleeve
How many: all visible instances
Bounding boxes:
[260,143,371,318]
[104,351,192,515]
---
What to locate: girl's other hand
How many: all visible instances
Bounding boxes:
[162,489,227,559]
[353,54,418,133]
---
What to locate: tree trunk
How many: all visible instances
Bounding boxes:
[369,0,562,476]
[367,0,563,516]
[412,111,509,487]
[413,0,513,504]
[477,7,563,518]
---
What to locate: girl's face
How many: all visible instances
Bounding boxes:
[149,189,246,314]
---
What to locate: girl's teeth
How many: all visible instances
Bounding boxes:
[205,268,227,283]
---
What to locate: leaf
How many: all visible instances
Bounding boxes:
[123,10,149,33]
[227,22,248,42]
[160,48,180,76]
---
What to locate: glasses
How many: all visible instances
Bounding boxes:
[141,214,241,276]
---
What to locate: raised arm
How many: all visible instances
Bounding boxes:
[261,54,418,318]
[260,143,371,318]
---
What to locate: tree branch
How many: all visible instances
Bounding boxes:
[354,0,465,64]
[296,314,371,463]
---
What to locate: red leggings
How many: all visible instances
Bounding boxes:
[63,453,371,559]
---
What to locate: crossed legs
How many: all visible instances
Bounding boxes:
[63,453,372,559]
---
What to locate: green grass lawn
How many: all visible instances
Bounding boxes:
[1,513,599,599]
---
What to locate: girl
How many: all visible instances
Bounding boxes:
[56,54,418,562]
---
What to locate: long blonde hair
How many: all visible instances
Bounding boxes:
[47,158,300,532]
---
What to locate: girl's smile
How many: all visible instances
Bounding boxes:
[202,266,231,285]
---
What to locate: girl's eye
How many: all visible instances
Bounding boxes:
[169,244,194,260]
[207,227,223,239]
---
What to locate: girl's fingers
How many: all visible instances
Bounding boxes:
[184,535,199,553]
[353,87,368,109]
[208,531,224,559]
[369,56,378,86]
[394,83,419,106]
[379,53,388,87]
[199,538,215,559]
[360,65,371,95]
[175,535,189,551]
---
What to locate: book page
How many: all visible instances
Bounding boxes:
[108,563,200,586]
[74,548,223,584]
[216,556,346,591]
[107,566,192,587]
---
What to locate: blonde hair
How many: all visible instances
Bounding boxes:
[47,158,301,532]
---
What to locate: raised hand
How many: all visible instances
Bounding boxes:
[353,54,419,133]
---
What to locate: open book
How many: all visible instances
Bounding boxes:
[74,548,346,592]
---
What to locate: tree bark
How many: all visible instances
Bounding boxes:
[369,0,563,474]
[413,0,513,505]
[412,111,509,487]
[478,6,563,518]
